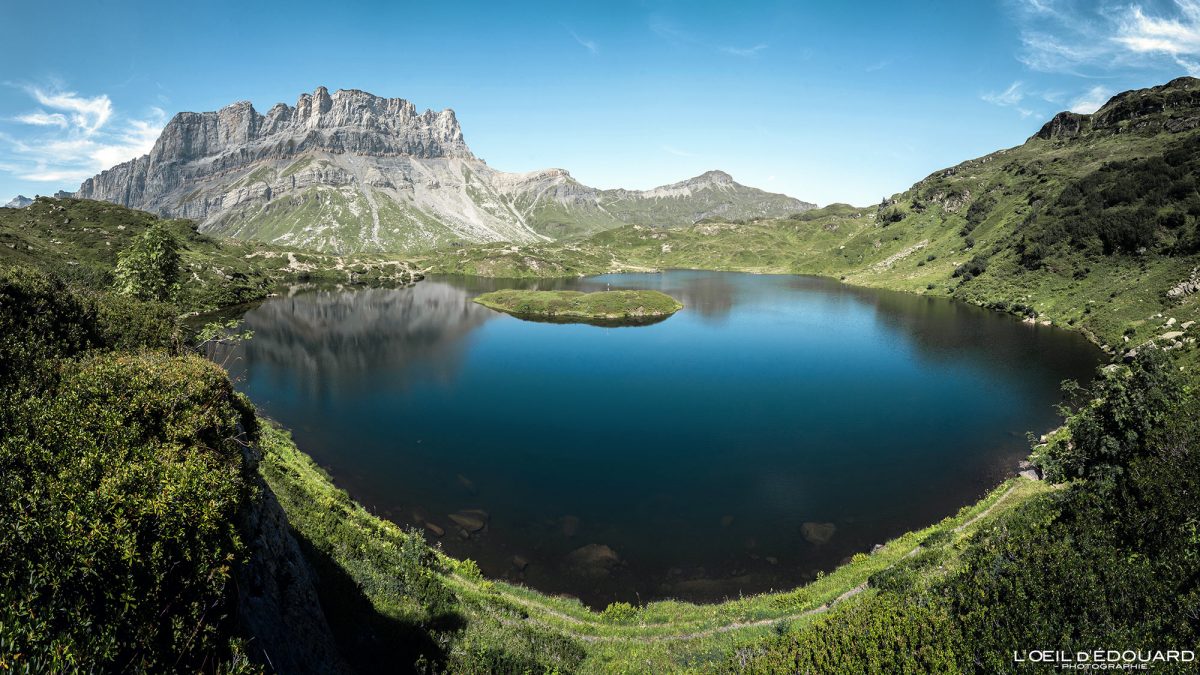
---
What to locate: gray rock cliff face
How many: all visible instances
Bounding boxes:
[78,87,471,211]
[75,87,814,253]
[236,444,349,674]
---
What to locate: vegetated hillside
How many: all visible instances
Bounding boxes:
[423,78,1200,353]
[2,77,1199,673]
[0,197,420,311]
[74,87,814,253]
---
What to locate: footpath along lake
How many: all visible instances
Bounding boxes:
[219,270,1101,606]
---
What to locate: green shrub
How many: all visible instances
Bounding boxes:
[94,293,182,353]
[601,601,639,623]
[952,255,988,279]
[113,223,181,301]
[0,266,101,391]
[732,593,964,673]
[0,352,254,672]
[1043,348,1181,483]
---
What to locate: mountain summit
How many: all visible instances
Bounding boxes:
[75,87,813,253]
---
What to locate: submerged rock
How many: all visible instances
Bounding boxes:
[424,521,445,537]
[456,474,478,495]
[566,544,621,578]
[559,515,580,537]
[801,521,837,545]
[449,511,487,532]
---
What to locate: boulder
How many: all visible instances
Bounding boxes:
[566,544,621,579]
[801,522,837,545]
[449,512,486,532]
[424,521,445,537]
[457,474,478,495]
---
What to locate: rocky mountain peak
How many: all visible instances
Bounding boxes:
[692,170,734,185]
[139,86,473,168]
[4,195,33,209]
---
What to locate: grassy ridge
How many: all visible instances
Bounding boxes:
[0,197,421,313]
[473,288,683,322]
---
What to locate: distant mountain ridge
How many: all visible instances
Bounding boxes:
[75,87,814,253]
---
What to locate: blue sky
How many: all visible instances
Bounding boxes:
[2,1,1199,206]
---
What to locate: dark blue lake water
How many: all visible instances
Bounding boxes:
[221,271,1100,606]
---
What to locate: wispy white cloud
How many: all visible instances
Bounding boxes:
[649,15,768,58]
[1115,1,1200,74]
[982,81,1026,106]
[661,144,697,157]
[15,111,69,128]
[720,43,768,57]
[569,29,599,55]
[981,81,1036,117]
[648,16,694,45]
[865,59,891,72]
[1012,0,1200,75]
[1069,84,1113,113]
[28,88,112,133]
[2,85,165,185]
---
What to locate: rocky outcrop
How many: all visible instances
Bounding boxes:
[1035,111,1090,140]
[3,195,33,208]
[237,451,348,673]
[73,87,814,253]
[1167,267,1200,300]
[1032,77,1200,142]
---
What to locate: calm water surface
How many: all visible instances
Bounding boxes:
[221,271,1100,606]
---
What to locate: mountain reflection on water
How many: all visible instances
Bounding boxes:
[219,271,1101,607]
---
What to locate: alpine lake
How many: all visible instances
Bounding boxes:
[215,270,1101,607]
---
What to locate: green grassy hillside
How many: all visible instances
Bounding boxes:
[0,197,421,313]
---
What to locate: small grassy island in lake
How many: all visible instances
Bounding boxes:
[473,288,683,324]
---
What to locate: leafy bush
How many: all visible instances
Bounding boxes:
[0,265,254,672]
[0,266,103,390]
[962,193,997,234]
[94,292,182,352]
[732,593,964,673]
[1042,348,1181,483]
[114,223,181,301]
[952,255,988,279]
[601,601,639,623]
[877,206,905,225]
[0,352,254,672]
